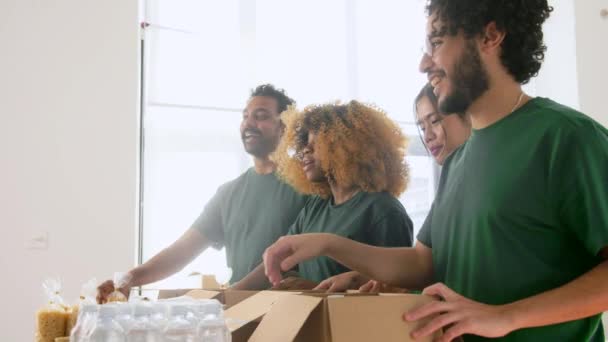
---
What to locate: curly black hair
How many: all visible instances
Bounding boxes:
[426,0,553,84]
[249,84,296,114]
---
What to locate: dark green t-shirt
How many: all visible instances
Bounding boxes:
[289,191,413,283]
[418,98,608,341]
[193,168,309,283]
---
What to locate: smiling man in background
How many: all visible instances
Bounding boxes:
[98,84,309,302]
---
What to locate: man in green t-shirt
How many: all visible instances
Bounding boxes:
[232,101,413,289]
[97,84,308,302]
[262,1,608,341]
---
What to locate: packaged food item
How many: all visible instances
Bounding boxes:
[67,278,98,335]
[107,272,132,303]
[36,278,70,342]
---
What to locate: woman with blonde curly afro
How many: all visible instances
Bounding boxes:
[233,100,413,290]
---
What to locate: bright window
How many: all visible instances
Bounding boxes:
[141,0,435,289]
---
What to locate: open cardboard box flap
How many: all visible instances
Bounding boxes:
[222,290,301,331]
[250,292,441,342]
[249,293,325,342]
[185,289,258,309]
[186,290,301,341]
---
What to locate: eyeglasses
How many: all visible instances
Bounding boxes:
[289,145,314,161]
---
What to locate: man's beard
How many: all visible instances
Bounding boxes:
[242,131,279,158]
[439,40,490,114]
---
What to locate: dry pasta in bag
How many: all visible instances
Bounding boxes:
[35,277,70,342]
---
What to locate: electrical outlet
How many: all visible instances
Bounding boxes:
[26,232,48,250]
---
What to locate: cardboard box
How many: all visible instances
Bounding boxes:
[158,289,440,342]
[157,288,197,299]
[186,289,266,342]
[247,292,441,342]
[188,272,224,290]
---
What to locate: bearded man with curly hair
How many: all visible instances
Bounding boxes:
[262,1,608,340]
[232,100,413,289]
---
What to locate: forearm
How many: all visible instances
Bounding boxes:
[232,264,270,290]
[506,260,608,332]
[130,228,209,286]
[323,235,433,289]
[130,251,193,286]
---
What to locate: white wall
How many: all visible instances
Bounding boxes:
[533,0,580,110]
[574,0,608,127]
[0,1,140,341]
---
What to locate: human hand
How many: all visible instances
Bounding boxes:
[264,233,333,287]
[404,283,514,341]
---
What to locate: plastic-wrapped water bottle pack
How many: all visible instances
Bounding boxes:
[71,297,231,342]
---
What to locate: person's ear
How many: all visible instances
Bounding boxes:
[478,21,506,53]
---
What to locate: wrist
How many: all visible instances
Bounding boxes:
[500,302,524,334]
[125,269,139,288]
[320,233,337,256]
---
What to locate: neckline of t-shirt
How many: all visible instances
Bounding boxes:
[329,190,365,209]
[470,97,543,138]
[248,167,278,178]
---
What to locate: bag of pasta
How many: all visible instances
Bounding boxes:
[66,278,98,335]
[36,277,70,342]
[107,272,132,303]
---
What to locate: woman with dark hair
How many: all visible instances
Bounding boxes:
[315,83,471,292]
[414,83,470,165]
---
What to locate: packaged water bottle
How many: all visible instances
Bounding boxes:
[114,302,135,333]
[88,304,126,342]
[69,303,98,342]
[197,300,231,342]
[163,303,198,342]
[150,301,168,331]
[126,302,162,342]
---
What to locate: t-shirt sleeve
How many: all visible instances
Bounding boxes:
[552,120,608,256]
[191,184,228,246]
[366,208,414,247]
[416,203,434,248]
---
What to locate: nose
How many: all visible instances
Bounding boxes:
[419,53,433,74]
[242,114,257,130]
[423,124,436,143]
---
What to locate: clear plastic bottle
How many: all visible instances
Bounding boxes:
[114,302,134,333]
[150,301,168,332]
[163,303,198,342]
[69,303,98,342]
[197,300,231,342]
[88,305,126,342]
[126,302,162,342]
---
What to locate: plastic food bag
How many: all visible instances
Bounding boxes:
[36,278,69,342]
[66,278,98,335]
[107,272,132,303]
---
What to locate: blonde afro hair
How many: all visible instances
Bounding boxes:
[272,100,409,198]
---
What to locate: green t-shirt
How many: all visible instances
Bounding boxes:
[418,98,608,341]
[289,191,413,283]
[193,168,309,283]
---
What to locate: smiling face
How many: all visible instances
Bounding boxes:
[240,96,284,158]
[419,12,490,114]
